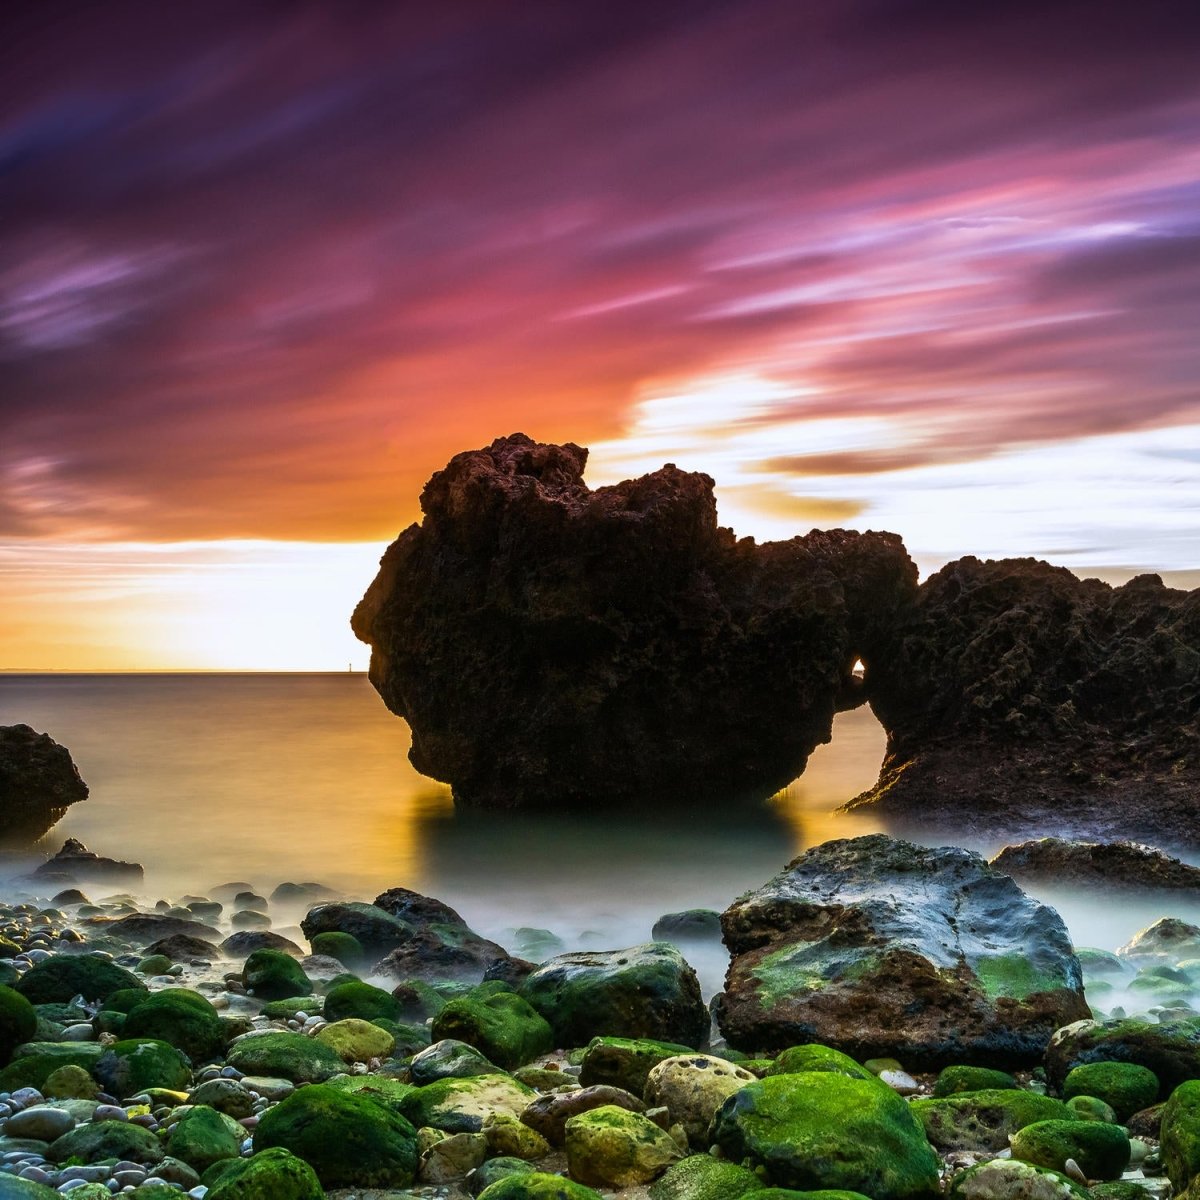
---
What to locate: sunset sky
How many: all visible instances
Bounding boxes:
[2,1,1198,669]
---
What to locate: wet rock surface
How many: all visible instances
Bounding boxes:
[0,726,89,842]
[991,839,1200,895]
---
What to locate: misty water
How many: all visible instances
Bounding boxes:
[2,673,1197,1000]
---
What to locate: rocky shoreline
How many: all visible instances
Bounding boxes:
[0,834,1199,1199]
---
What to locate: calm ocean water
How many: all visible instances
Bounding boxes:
[0,673,1191,984]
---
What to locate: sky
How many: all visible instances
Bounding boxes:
[1,0,1198,669]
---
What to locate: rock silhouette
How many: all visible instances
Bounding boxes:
[0,725,88,840]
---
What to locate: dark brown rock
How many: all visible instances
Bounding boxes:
[32,839,143,886]
[220,931,304,958]
[991,838,1200,894]
[87,913,222,945]
[844,559,1200,844]
[352,433,916,808]
[371,926,510,985]
[146,934,223,962]
[0,725,89,840]
[519,1085,645,1146]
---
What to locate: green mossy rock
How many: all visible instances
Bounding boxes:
[95,1037,191,1097]
[578,1036,696,1095]
[757,1193,870,1200]
[242,949,311,1001]
[712,1072,940,1198]
[410,1038,501,1085]
[948,1159,1089,1200]
[476,1174,603,1199]
[767,1044,876,1081]
[1065,1095,1117,1123]
[42,1063,100,1099]
[392,977,450,1021]
[934,1066,1019,1097]
[259,996,322,1019]
[167,1103,245,1170]
[483,1111,552,1160]
[253,1081,419,1188]
[226,1030,344,1083]
[136,955,173,976]
[564,1104,683,1187]
[648,1153,767,1198]
[432,987,555,1070]
[0,1177,63,1200]
[47,1118,166,1165]
[911,1090,1072,1152]
[122,989,226,1062]
[400,1072,536,1133]
[0,1044,103,1091]
[1087,1185,1153,1200]
[314,1017,395,1063]
[322,979,401,1023]
[323,1072,415,1109]
[309,931,365,968]
[104,987,154,1014]
[189,1076,255,1118]
[1161,1078,1200,1196]
[0,985,37,1065]
[205,1146,324,1200]
[1076,950,1129,980]
[1062,1062,1159,1121]
[1010,1120,1130,1181]
[1045,1017,1200,1093]
[14,954,144,1005]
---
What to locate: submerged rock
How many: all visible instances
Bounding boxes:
[353,433,916,808]
[0,725,89,841]
[991,839,1200,895]
[715,835,1088,1066]
[31,838,143,886]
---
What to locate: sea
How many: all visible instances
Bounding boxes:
[1,673,1193,996]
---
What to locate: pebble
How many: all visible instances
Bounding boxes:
[5,1106,76,1141]
[18,1166,53,1184]
[220,1066,243,1080]
[60,1024,95,1042]
[24,949,51,963]
[58,1165,111,1182]
[10,1088,45,1109]
[112,1168,148,1187]
[92,1105,128,1122]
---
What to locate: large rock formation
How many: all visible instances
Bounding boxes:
[353,433,916,808]
[714,834,1089,1067]
[0,725,88,841]
[843,558,1200,844]
[991,838,1200,896]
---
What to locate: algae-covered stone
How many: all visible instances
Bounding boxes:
[522,945,708,1048]
[253,1081,419,1188]
[432,986,554,1070]
[47,1118,166,1164]
[564,1103,683,1186]
[520,1084,646,1146]
[122,988,226,1063]
[0,1043,103,1091]
[579,1036,696,1094]
[14,954,144,1005]
[1161,1078,1200,1196]
[42,1062,100,1099]
[482,1111,552,1160]
[314,1017,395,1062]
[0,985,37,1065]
[400,1073,536,1133]
[322,978,402,1023]
[711,1072,939,1198]
[934,1066,1019,1097]
[911,1089,1072,1152]
[476,1174,604,1199]
[1010,1120,1130,1181]
[323,1071,415,1109]
[645,1053,757,1147]
[1045,1017,1200,1092]
[167,1103,244,1171]
[242,949,311,1001]
[410,1038,499,1084]
[1087,1185,1153,1200]
[226,1030,343,1083]
[767,1044,876,1081]
[1065,1095,1117,1123]
[420,1129,488,1182]
[648,1153,767,1199]
[260,996,321,1020]
[1062,1062,1159,1121]
[300,900,414,957]
[309,931,365,968]
[205,1146,324,1200]
[0,1177,63,1200]
[95,1037,191,1097]
[948,1158,1089,1200]
[190,1076,255,1118]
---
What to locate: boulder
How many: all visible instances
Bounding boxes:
[1118,919,1200,965]
[844,560,1200,844]
[241,949,311,1001]
[95,914,222,945]
[1045,1017,1200,1093]
[579,1036,697,1094]
[0,725,89,840]
[205,1146,324,1200]
[323,980,402,1023]
[520,1085,646,1147]
[1061,1062,1159,1120]
[31,838,142,886]
[372,925,510,984]
[563,1104,683,1187]
[352,433,916,809]
[949,1160,1089,1200]
[715,835,1088,1066]
[146,934,223,962]
[477,1175,603,1200]
[1161,1079,1200,1198]
[219,931,303,958]
[0,985,37,1063]
[225,1031,344,1083]
[1010,1119,1130,1181]
[94,1037,191,1097]
[990,838,1200,895]
[430,985,554,1069]
[909,1090,1070,1153]
[648,1154,767,1199]
[644,1053,757,1148]
[166,1104,244,1171]
[47,1119,165,1165]
[300,901,413,957]
[14,954,144,1005]
[400,1073,535,1134]
[121,989,226,1063]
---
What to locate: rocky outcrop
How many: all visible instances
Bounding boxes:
[844,559,1200,844]
[32,838,143,886]
[0,725,88,840]
[353,433,916,808]
[714,834,1089,1066]
[991,838,1200,894]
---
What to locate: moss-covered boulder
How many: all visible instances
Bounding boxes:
[648,1153,767,1198]
[0,1177,67,1200]
[521,945,707,1048]
[933,1066,1019,1097]
[0,985,37,1064]
[410,1037,499,1084]
[14,954,144,1005]
[948,1159,1089,1200]
[190,1076,255,1118]
[1065,1095,1117,1123]
[1161,1078,1200,1197]
[1061,1062,1159,1121]
[400,1073,535,1133]
[322,979,402,1023]
[259,996,321,1020]
[579,1036,696,1094]
[432,986,554,1070]
[95,1037,191,1097]
[47,1118,166,1164]
[122,989,226,1063]
[226,1030,343,1083]
[1045,1017,1200,1092]
[0,1043,103,1091]
[711,1072,939,1198]
[1087,1184,1154,1200]
[911,1090,1071,1152]
[167,1104,244,1171]
[482,1111,552,1160]
[767,1044,876,1081]
[323,1072,415,1108]
[520,1083,647,1146]
[314,1016,396,1062]
[564,1104,682,1186]
[242,949,311,1001]
[253,1082,419,1188]
[206,1147,324,1200]
[645,1053,757,1147]
[1010,1120,1130,1181]
[476,1175,603,1200]
[308,931,365,968]
[42,1062,100,1100]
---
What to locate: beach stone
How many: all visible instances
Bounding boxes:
[236,1075,293,1100]
[122,989,226,1062]
[94,1038,191,1097]
[564,1104,683,1187]
[711,1072,939,1197]
[410,1039,498,1084]
[219,931,302,958]
[431,986,554,1070]
[300,902,413,958]
[400,1073,535,1134]
[205,1146,323,1200]
[1010,1119,1130,1180]
[14,954,143,1005]
[716,835,1088,1066]
[1161,1079,1200,1198]
[314,1017,395,1062]
[476,1174,603,1199]
[225,1031,343,1083]
[144,934,221,962]
[4,1105,74,1140]
[420,1129,488,1182]
[0,725,89,840]
[521,944,707,1048]
[1062,1062,1159,1120]
[241,949,310,1001]
[47,1118,165,1165]
[648,1153,767,1198]
[167,1104,244,1171]
[481,1111,550,1160]
[1045,1017,1200,1092]
[933,1066,1019,1096]
[520,1084,645,1146]
[188,1078,254,1119]
[948,1159,1089,1200]
[42,1064,99,1100]
[578,1036,696,1094]
[910,1090,1071,1152]
[644,1053,757,1148]
[253,1082,419,1188]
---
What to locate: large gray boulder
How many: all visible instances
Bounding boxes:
[715,834,1089,1067]
[0,725,88,841]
